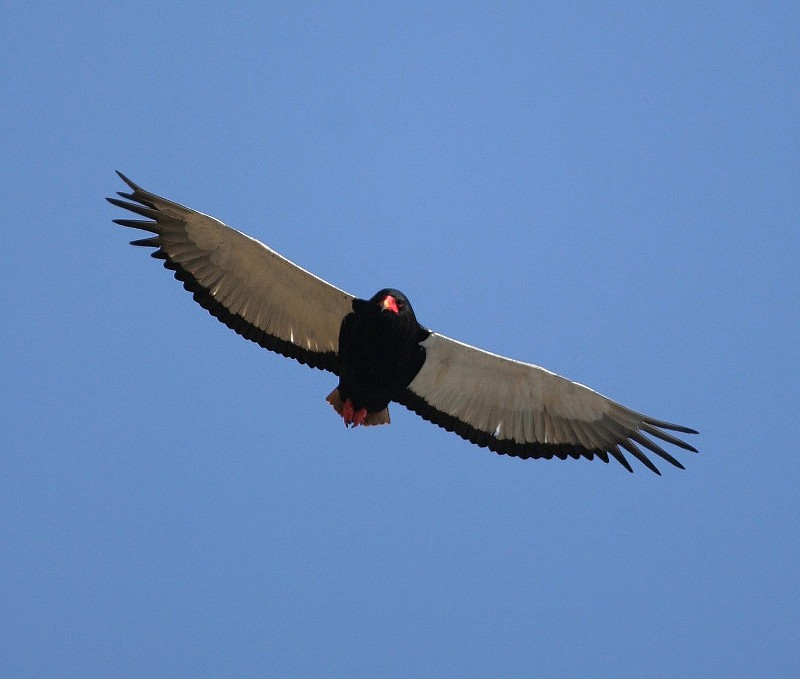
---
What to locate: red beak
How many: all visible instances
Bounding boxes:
[381,295,400,314]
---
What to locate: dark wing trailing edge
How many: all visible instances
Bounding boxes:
[107,172,355,373]
[398,333,698,474]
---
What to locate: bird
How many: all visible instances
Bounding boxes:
[108,172,698,474]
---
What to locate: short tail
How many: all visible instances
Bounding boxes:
[326,388,391,426]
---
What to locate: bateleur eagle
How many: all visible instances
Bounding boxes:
[108,172,698,474]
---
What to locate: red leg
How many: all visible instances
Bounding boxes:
[342,398,354,426]
[352,407,368,427]
[342,398,369,428]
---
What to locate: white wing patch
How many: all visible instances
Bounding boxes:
[110,173,355,367]
[408,333,638,448]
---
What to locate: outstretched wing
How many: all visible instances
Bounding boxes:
[108,172,354,373]
[398,332,698,473]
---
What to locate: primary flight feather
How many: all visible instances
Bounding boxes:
[108,172,698,474]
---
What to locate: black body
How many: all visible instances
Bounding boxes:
[336,289,428,413]
[108,173,698,473]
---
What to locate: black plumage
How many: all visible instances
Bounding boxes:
[108,172,698,473]
[327,290,428,426]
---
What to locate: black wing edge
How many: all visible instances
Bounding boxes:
[107,171,340,375]
[398,390,698,474]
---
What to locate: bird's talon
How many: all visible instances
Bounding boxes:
[341,398,368,427]
[352,407,368,427]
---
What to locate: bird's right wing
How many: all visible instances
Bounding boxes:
[108,172,355,374]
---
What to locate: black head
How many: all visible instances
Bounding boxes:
[368,288,416,319]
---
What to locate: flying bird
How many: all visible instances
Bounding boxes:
[108,172,698,474]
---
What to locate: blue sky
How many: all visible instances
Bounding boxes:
[2,2,798,677]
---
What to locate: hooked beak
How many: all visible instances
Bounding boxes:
[381,295,400,314]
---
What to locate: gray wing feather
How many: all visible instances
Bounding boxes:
[108,172,354,373]
[400,332,697,473]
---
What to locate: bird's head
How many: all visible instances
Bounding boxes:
[370,289,415,318]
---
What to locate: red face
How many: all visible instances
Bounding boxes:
[380,294,400,314]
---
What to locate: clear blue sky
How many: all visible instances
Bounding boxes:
[2,3,798,677]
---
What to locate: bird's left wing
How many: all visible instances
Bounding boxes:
[108,172,354,373]
[398,332,698,473]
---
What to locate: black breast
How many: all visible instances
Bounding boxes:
[336,292,428,413]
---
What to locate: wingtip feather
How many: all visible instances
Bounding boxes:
[641,423,699,453]
[644,416,699,435]
[620,439,662,475]
[115,170,137,190]
[130,237,160,248]
[608,447,635,473]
